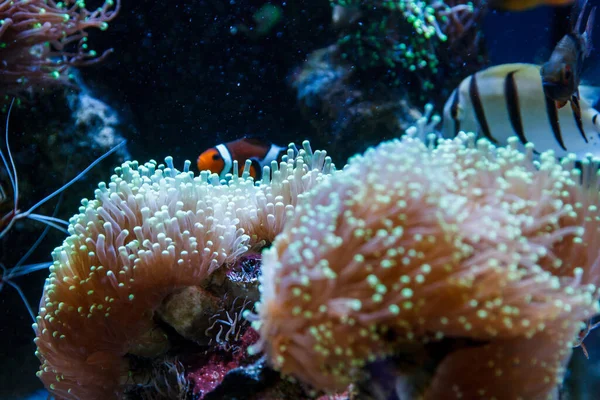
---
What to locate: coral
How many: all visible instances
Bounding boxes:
[251,133,600,398]
[290,1,484,161]
[34,142,335,399]
[335,0,446,76]
[185,328,261,399]
[329,0,485,101]
[0,0,120,96]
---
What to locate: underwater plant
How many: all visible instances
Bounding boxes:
[0,0,121,96]
[249,132,600,398]
[33,143,335,399]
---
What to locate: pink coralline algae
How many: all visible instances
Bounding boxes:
[185,328,261,398]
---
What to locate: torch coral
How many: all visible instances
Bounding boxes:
[251,133,600,398]
[34,143,334,399]
[0,0,120,95]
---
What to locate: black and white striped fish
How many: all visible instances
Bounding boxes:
[443,63,600,159]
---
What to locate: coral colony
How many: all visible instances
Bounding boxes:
[7,0,596,398]
[33,131,600,398]
[331,0,479,94]
[34,143,334,398]
[250,134,600,398]
[0,0,120,96]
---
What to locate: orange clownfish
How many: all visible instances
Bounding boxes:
[488,0,575,11]
[197,138,289,180]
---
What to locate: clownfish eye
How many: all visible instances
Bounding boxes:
[212,154,222,161]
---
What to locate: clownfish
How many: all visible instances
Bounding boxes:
[197,138,289,180]
[541,0,596,110]
[488,0,576,11]
[443,63,600,160]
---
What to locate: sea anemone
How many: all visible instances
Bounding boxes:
[251,133,600,398]
[34,142,334,399]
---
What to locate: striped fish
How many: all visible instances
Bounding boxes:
[443,63,600,159]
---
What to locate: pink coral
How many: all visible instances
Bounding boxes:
[34,146,334,399]
[252,133,600,398]
[186,328,260,398]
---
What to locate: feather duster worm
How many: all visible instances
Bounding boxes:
[251,133,600,399]
[34,143,334,399]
